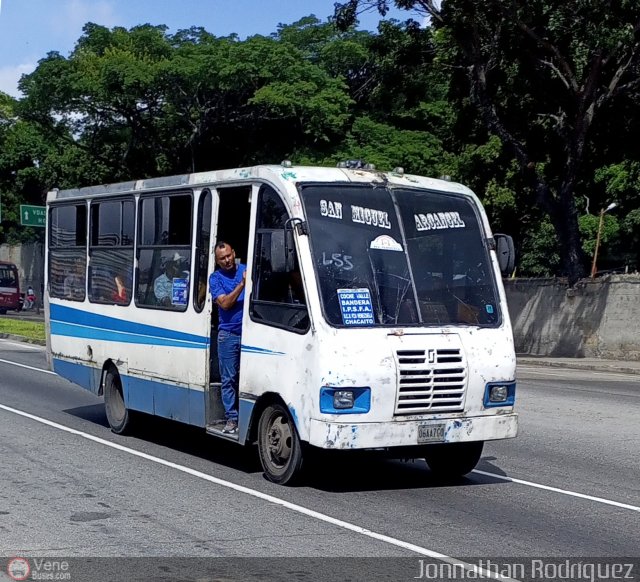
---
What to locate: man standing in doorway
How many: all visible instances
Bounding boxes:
[209,241,246,434]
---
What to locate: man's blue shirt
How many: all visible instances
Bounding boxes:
[209,264,246,335]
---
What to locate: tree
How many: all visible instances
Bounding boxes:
[336,0,640,284]
[18,23,354,180]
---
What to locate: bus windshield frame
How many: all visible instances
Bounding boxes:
[300,183,502,329]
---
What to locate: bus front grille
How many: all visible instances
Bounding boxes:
[394,348,467,415]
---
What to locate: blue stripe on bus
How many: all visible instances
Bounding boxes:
[50,303,208,348]
[241,345,285,355]
[50,305,286,353]
[51,321,205,349]
[52,357,206,427]
[123,375,206,426]
[53,358,98,392]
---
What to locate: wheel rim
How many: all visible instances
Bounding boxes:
[265,412,293,470]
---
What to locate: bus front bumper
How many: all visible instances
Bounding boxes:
[308,413,518,450]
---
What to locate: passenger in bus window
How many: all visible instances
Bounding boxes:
[209,241,246,435]
[112,273,128,304]
[154,256,179,306]
[64,260,85,300]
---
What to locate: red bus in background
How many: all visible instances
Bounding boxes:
[0,261,21,314]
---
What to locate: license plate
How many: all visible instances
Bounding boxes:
[418,423,446,443]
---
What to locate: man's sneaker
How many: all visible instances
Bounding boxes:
[222,420,238,434]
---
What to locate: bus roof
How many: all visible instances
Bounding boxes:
[47,165,475,202]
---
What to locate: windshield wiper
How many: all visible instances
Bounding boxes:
[368,253,414,324]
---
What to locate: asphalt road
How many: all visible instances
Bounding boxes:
[0,340,638,581]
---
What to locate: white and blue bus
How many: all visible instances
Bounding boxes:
[45,163,518,484]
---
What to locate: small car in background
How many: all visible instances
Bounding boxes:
[0,261,21,314]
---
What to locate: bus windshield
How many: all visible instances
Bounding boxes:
[301,184,500,327]
[0,264,18,288]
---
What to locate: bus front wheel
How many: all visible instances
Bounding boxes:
[104,367,135,435]
[257,404,304,485]
[423,441,484,478]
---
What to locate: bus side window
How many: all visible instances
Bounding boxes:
[88,198,134,305]
[135,193,193,311]
[49,204,87,301]
[250,185,309,332]
[194,189,212,313]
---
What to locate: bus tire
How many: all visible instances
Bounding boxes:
[423,441,484,478]
[257,404,304,485]
[104,367,135,435]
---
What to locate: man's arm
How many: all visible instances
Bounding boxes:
[215,270,246,311]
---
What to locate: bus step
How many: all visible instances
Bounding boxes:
[206,422,239,442]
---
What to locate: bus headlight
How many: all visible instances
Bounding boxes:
[334,390,354,409]
[484,381,516,408]
[490,385,508,402]
[319,387,371,414]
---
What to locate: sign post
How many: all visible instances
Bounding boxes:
[20,204,46,228]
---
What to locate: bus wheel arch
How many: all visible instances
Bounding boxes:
[252,394,305,485]
[98,359,120,396]
[247,393,300,444]
[102,362,136,435]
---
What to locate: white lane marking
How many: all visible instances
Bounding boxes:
[0,339,44,351]
[473,470,640,513]
[0,358,56,375]
[0,404,518,581]
[1,363,638,518]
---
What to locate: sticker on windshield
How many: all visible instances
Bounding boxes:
[414,211,466,231]
[351,205,391,229]
[172,278,189,305]
[320,199,343,220]
[370,235,403,251]
[337,288,375,326]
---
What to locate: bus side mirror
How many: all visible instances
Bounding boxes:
[494,234,515,276]
[269,230,295,273]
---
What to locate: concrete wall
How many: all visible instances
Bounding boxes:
[3,242,640,360]
[504,275,640,360]
[0,242,45,298]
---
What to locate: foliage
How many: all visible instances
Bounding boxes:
[312,115,445,174]
[517,219,561,277]
[578,213,620,257]
[336,0,640,283]
[2,8,640,279]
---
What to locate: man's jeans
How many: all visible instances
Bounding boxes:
[218,330,240,421]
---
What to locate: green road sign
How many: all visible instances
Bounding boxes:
[20,204,46,228]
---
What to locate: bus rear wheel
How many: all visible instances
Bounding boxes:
[423,441,484,478]
[257,404,304,485]
[104,367,135,435]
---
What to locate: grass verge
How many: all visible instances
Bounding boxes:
[0,318,45,342]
